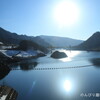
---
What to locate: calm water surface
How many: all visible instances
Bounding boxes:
[0,50,100,100]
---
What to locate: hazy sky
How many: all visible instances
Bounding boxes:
[0,0,100,40]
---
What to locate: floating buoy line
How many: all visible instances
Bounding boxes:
[11,64,93,71]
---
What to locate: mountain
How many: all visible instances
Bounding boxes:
[0,27,50,48]
[39,35,83,48]
[77,32,100,50]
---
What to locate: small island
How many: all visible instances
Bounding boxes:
[51,51,67,59]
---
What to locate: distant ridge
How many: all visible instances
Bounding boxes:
[39,35,83,48]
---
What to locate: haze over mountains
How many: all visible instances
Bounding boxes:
[0,27,83,48]
[40,35,83,48]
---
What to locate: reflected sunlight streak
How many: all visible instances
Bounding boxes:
[59,50,80,62]
[63,80,72,92]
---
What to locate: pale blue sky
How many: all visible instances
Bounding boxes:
[0,0,100,40]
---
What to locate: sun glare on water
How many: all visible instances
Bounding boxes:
[53,0,80,27]
[63,80,72,91]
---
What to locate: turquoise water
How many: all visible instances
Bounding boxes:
[0,50,100,100]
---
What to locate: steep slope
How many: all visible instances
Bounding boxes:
[39,35,83,47]
[77,32,100,50]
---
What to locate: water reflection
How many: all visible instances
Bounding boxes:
[0,66,11,80]
[90,58,100,68]
[20,62,38,71]
[10,60,38,71]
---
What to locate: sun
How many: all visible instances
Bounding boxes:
[53,1,80,27]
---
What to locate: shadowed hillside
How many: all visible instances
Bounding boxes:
[77,32,100,50]
[0,27,51,48]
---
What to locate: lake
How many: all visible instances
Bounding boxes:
[0,50,100,100]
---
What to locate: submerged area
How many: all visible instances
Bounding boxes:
[0,50,100,100]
